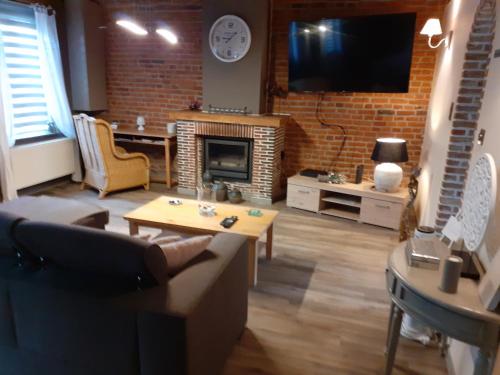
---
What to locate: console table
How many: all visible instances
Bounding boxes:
[385,243,500,375]
[286,175,408,230]
[113,127,177,188]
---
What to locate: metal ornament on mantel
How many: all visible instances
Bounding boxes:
[462,153,497,252]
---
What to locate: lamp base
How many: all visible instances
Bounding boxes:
[374,163,403,193]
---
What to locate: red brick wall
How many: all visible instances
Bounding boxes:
[102,0,447,181]
[102,0,203,127]
[271,0,447,179]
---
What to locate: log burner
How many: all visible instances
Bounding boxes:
[204,137,253,182]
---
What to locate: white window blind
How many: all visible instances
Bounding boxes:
[0,1,58,140]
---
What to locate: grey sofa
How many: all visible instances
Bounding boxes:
[0,211,248,375]
[0,195,109,229]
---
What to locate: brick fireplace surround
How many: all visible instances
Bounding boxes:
[173,112,288,204]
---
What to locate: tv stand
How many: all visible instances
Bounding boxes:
[286,175,408,230]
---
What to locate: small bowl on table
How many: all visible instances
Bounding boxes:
[198,204,216,217]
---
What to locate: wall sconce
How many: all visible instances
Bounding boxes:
[420,18,452,49]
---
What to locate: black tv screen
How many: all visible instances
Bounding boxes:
[288,13,416,93]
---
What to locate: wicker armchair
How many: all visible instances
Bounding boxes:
[73,114,150,199]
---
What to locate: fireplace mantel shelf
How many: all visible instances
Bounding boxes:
[171,110,289,128]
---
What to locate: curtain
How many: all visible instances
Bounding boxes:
[34,6,82,182]
[0,28,17,201]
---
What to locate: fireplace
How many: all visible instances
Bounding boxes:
[204,137,253,182]
[174,113,287,204]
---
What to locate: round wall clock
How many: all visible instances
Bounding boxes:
[209,15,252,63]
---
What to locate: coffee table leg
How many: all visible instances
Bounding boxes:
[248,239,258,287]
[129,222,139,236]
[266,224,273,261]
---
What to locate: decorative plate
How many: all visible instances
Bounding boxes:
[462,153,497,252]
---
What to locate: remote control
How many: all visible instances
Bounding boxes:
[220,216,238,229]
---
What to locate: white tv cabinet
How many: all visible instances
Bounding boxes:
[286,175,409,230]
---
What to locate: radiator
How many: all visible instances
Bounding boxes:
[11,138,76,189]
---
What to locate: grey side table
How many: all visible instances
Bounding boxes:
[385,243,500,375]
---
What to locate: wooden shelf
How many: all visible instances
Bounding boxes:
[288,175,408,204]
[170,110,289,128]
[319,208,360,221]
[115,138,165,146]
[321,196,361,208]
[287,175,409,230]
[113,126,176,139]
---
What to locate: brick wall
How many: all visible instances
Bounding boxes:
[271,0,447,180]
[435,0,496,230]
[176,120,285,203]
[102,0,447,181]
[102,0,203,127]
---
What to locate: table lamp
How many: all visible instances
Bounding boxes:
[370,138,408,193]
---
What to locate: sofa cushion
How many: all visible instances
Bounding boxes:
[9,279,140,375]
[0,196,109,229]
[143,235,215,282]
[155,235,213,276]
[13,221,163,288]
[0,211,25,256]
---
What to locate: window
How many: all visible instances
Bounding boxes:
[0,1,60,142]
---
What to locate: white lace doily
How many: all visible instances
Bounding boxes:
[462,153,497,252]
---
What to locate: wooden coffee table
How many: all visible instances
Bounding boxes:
[123,196,279,287]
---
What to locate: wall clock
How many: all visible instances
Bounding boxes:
[209,15,252,63]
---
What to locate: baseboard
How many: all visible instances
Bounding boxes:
[18,176,73,196]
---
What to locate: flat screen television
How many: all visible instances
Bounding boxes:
[288,13,417,93]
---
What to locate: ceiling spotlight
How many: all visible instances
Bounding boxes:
[304,28,310,33]
[156,28,178,44]
[116,19,148,36]
[318,25,327,33]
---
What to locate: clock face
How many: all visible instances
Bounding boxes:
[209,15,251,63]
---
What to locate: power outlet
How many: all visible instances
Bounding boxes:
[478,129,486,146]
[448,102,455,121]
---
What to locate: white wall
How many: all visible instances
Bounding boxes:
[468,0,500,268]
[10,138,76,190]
[419,1,500,374]
[418,0,480,226]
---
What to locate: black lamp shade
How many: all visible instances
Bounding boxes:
[371,138,409,163]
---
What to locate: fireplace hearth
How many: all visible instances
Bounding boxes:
[204,137,253,182]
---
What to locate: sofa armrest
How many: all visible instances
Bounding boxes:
[166,232,247,316]
[115,233,248,317]
[113,233,248,375]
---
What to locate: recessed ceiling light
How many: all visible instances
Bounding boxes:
[304,28,310,33]
[116,20,148,36]
[318,25,327,32]
[156,28,178,44]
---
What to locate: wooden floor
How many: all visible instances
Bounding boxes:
[44,182,447,375]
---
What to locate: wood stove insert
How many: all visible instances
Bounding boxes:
[204,137,253,182]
